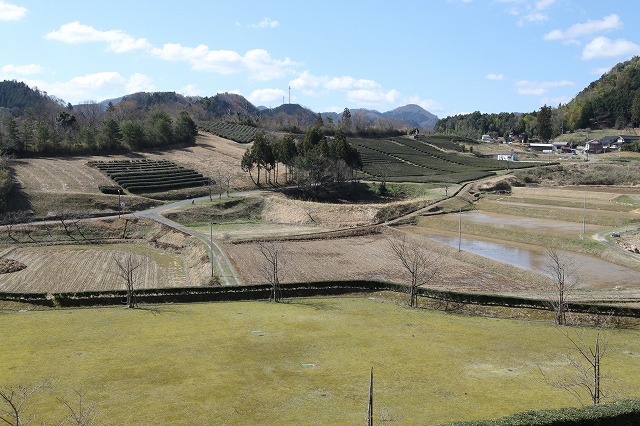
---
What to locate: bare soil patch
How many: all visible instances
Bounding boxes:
[143,132,253,190]
[12,157,113,194]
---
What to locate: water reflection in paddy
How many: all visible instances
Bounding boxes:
[423,233,639,289]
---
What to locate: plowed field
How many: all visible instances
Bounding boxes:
[0,245,185,292]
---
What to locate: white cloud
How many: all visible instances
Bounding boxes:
[590,66,612,76]
[248,88,286,105]
[486,73,505,81]
[347,88,402,106]
[325,76,380,91]
[516,79,574,95]
[1,63,43,75]
[125,73,154,94]
[45,21,150,53]
[179,84,201,97]
[151,44,296,80]
[289,71,326,95]
[288,71,441,112]
[501,0,555,26]
[406,96,444,114]
[540,96,571,106]
[250,18,279,29]
[22,72,154,104]
[45,21,298,81]
[0,1,26,21]
[582,37,640,60]
[544,14,622,43]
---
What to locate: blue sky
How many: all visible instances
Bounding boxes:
[1,0,639,118]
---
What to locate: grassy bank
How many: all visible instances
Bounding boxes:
[1,297,639,425]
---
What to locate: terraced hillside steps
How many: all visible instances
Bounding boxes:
[89,159,209,193]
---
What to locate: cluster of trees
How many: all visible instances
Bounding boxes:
[240,127,362,189]
[0,82,198,156]
[436,57,640,141]
[0,155,11,210]
[435,107,561,142]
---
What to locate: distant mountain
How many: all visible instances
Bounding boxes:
[384,104,439,130]
[0,80,60,115]
[261,103,317,123]
[204,92,261,117]
[1,79,440,131]
[321,104,439,130]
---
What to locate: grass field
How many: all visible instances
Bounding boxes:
[1,297,639,425]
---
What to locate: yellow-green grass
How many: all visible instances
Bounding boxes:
[2,298,640,425]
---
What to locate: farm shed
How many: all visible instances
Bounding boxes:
[528,143,554,152]
[552,141,570,151]
[496,153,518,161]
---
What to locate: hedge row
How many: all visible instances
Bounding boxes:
[3,281,640,318]
[447,398,640,425]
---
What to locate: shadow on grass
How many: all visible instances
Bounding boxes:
[284,299,339,311]
[133,304,180,315]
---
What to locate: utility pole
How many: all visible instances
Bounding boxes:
[458,207,462,252]
[582,194,587,238]
[367,367,373,426]
[214,221,219,278]
[118,189,122,218]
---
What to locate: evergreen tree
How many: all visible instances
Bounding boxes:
[174,111,198,144]
[538,105,553,141]
[100,118,123,150]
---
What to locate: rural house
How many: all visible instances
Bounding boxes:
[585,139,604,153]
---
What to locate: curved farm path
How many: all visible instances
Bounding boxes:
[133,189,269,286]
[593,225,640,265]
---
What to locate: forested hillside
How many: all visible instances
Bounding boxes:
[565,56,640,129]
[0,80,59,116]
[0,83,198,156]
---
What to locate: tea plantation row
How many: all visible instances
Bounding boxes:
[89,159,209,193]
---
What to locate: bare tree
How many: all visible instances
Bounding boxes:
[115,254,143,308]
[257,240,285,302]
[0,383,48,426]
[1,211,32,243]
[387,234,443,308]
[58,389,99,426]
[546,329,608,406]
[544,248,579,326]
[220,168,234,197]
[214,168,233,199]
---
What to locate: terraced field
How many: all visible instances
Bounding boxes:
[89,159,209,193]
[200,121,258,143]
[351,137,537,183]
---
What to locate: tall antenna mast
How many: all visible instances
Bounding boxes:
[288,86,291,104]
